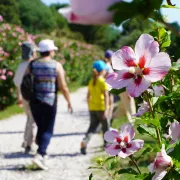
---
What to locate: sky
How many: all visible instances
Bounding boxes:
[41,0,180,24]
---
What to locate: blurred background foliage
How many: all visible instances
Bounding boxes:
[0,0,179,109]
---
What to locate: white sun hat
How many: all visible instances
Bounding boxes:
[38,39,58,52]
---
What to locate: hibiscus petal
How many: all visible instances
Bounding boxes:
[112,46,137,71]
[106,71,133,89]
[104,130,119,143]
[169,121,180,141]
[126,77,151,97]
[145,52,171,82]
[120,124,135,142]
[125,139,144,155]
[105,143,121,156]
[152,170,167,180]
[135,34,159,66]
[59,0,122,25]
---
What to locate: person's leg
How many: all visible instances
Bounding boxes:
[30,102,57,156]
[85,111,100,144]
[81,111,99,154]
[97,111,109,146]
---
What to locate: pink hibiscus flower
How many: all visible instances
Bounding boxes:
[169,121,180,143]
[106,34,171,97]
[148,144,172,180]
[132,101,149,117]
[59,0,121,25]
[104,124,144,158]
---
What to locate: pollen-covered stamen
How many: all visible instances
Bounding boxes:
[129,66,142,75]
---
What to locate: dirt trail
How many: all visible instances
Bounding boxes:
[0,87,103,180]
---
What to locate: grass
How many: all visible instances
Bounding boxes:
[89,116,156,180]
[0,104,24,120]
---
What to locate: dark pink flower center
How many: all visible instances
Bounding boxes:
[116,137,122,143]
[115,145,121,149]
[70,13,79,21]
[143,68,150,75]
[123,72,134,79]
[139,56,146,69]
[134,75,142,85]
[124,136,129,143]
[125,59,136,67]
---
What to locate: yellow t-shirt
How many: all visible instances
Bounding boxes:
[88,77,108,111]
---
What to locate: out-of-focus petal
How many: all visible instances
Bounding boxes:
[106,71,133,89]
[145,52,171,82]
[104,130,119,143]
[132,101,149,117]
[153,85,165,97]
[59,0,122,25]
[105,143,121,156]
[169,122,180,141]
[126,77,151,97]
[152,170,167,180]
[135,34,159,66]
[112,46,137,71]
[120,124,135,142]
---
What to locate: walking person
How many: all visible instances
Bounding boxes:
[13,41,38,153]
[28,39,73,170]
[81,60,109,155]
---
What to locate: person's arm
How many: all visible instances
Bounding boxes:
[87,89,90,109]
[56,62,73,113]
[104,90,109,111]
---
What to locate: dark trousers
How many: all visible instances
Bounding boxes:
[85,111,109,145]
[30,101,57,156]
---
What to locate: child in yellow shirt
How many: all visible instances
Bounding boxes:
[81,60,109,155]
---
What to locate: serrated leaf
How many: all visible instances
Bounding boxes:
[118,168,138,175]
[109,88,126,95]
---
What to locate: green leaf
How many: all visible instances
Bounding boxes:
[104,156,115,164]
[88,166,103,170]
[96,158,104,165]
[137,125,157,138]
[118,168,138,175]
[152,97,159,106]
[108,160,117,170]
[171,62,180,71]
[169,142,180,161]
[135,173,154,180]
[89,173,93,180]
[110,88,126,95]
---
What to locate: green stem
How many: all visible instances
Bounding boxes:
[102,167,115,180]
[145,91,162,146]
[129,156,141,174]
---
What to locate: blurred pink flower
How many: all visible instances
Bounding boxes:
[104,124,144,158]
[132,101,149,117]
[0,75,6,80]
[3,52,10,57]
[148,144,172,180]
[0,15,3,22]
[169,121,180,143]
[7,71,13,76]
[153,85,165,97]
[59,0,122,25]
[2,69,6,74]
[106,34,171,97]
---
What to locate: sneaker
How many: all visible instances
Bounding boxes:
[33,154,49,171]
[80,140,87,155]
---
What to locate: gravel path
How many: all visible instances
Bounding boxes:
[0,87,103,180]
